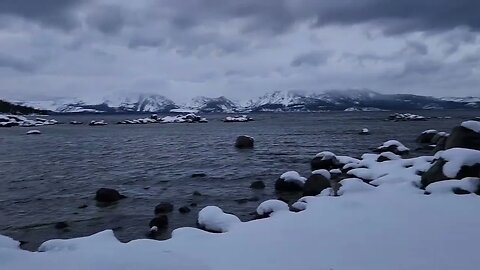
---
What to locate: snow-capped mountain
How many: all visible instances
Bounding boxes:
[246,89,480,112]
[13,89,480,113]
[182,96,240,113]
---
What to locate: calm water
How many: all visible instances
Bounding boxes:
[0,111,478,250]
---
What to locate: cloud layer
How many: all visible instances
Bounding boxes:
[0,0,479,102]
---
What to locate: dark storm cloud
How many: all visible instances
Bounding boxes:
[0,53,35,72]
[155,0,480,35]
[86,5,126,35]
[0,0,86,30]
[291,51,331,67]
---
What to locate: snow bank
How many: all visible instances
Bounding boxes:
[280,171,306,185]
[256,200,289,216]
[435,148,480,178]
[425,178,480,194]
[197,206,241,233]
[461,120,480,133]
[3,178,480,270]
[0,235,19,249]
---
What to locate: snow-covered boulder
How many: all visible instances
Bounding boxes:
[416,129,438,144]
[445,121,480,150]
[160,113,208,124]
[224,115,254,122]
[425,177,480,195]
[89,120,108,126]
[255,199,289,218]
[388,113,427,121]
[0,114,59,127]
[275,171,306,191]
[376,152,401,162]
[421,148,480,188]
[235,135,254,149]
[358,128,370,135]
[311,151,341,171]
[117,117,158,125]
[26,130,41,135]
[70,121,83,125]
[303,170,331,196]
[374,140,409,155]
[197,206,241,233]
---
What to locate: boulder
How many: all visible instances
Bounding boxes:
[274,171,306,192]
[445,125,480,150]
[358,128,370,135]
[303,172,331,196]
[26,130,42,135]
[373,140,409,155]
[311,151,340,171]
[149,216,168,229]
[235,135,254,149]
[416,130,438,144]
[154,202,174,214]
[249,180,265,189]
[95,188,126,203]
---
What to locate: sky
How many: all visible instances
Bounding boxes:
[0,0,479,103]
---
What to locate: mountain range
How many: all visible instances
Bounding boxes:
[6,89,480,114]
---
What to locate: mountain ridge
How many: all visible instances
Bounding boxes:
[12,89,480,113]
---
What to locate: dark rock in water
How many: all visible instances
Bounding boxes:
[154,202,174,214]
[234,197,260,204]
[54,222,69,229]
[275,178,303,192]
[311,155,340,171]
[190,203,198,207]
[95,188,126,203]
[149,216,168,229]
[78,204,88,209]
[235,135,254,149]
[192,191,202,196]
[250,180,265,189]
[191,173,207,178]
[416,130,438,144]
[303,174,331,196]
[277,197,290,204]
[358,128,370,135]
[179,206,191,214]
[445,126,480,150]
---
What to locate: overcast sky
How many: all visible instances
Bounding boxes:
[0,0,479,103]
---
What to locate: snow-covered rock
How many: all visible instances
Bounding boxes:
[374,140,410,155]
[26,130,41,135]
[359,128,370,135]
[388,113,427,121]
[275,171,306,191]
[303,170,332,196]
[445,121,480,150]
[89,120,108,126]
[197,206,241,233]
[425,177,480,195]
[160,114,208,123]
[0,114,59,127]
[224,115,254,122]
[256,199,289,217]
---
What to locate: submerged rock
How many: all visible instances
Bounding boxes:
[179,206,191,214]
[154,202,174,214]
[54,222,69,230]
[249,180,266,189]
[94,188,126,203]
[235,135,254,149]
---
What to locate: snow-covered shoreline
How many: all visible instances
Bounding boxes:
[1,120,480,270]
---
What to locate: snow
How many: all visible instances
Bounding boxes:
[279,171,306,184]
[422,129,438,134]
[329,169,342,174]
[0,235,19,249]
[378,140,410,152]
[197,206,241,233]
[378,151,401,160]
[170,108,199,113]
[256,199,289,216]
[314,151,336,159]
[425,178,480,194]
[26,130,41,135]
[461,120,480,133]
[311,169,331,179]
[3,166,480,269]
[434,148,480,178]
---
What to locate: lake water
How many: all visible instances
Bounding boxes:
[0,111,478,250]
